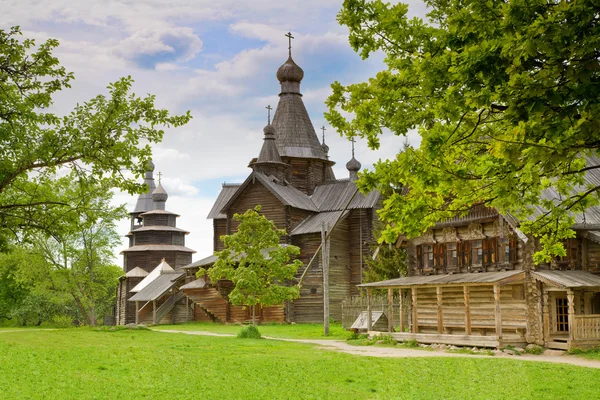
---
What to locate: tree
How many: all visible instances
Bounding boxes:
[0,26,191,244]
[326,0,600,262]
[207,206,302,324]
[363,222,407,284]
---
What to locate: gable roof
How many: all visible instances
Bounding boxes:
[128,272,184,302]
[207,184,241,219]
[311,179,380,212]
[220,172,318,214]
[130,259,175,293]
[291,210,349,236]
[125,267,149,278]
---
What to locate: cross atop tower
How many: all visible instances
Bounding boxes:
[285,31,294,57]
[321,126,327,145]
[266,105,273,124]
[157,171,163,184]
[350,137,356,158]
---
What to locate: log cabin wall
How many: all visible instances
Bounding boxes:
[213,219,226,252]
[142,214,177,227]
[588,239,600,273]
[288,207,313,234]
[348,209,374,295]
[281,157,327,195]
[227,182,287,233]
[328,218,351,321]
[125,251,192,272]
[116,276,143,325]
[413,284,527,337]
[133,232,185,246]
[291,233,323,322]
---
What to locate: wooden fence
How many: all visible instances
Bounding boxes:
[341,294,410,330]
[573,315,600,340]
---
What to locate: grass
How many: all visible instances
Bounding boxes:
[154,321,353,340]
[569,347,600,360]
[1,328,600,399]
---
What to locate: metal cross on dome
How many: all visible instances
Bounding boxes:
[266,105,273,124]
[285,31,294,57]
[350,137,356,158]
[321,126,327,144]
[157,171,162,184]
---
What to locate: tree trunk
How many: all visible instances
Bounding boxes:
[252,304,256,325]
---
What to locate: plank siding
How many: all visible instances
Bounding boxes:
[228,181,287,233]
[213,219,226,252]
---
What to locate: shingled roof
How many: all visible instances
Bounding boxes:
[133,161,157,214]
[311,179,380,212]
[207,184,241,219]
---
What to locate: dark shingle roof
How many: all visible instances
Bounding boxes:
[291,211,349,236]
[311,179,380,212]
[207,184,241,219]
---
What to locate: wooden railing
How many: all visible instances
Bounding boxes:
[573,315,600,340]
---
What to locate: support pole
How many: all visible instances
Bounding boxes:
[135,301,139,325]
[567,289,575,341]
[322,222,330,335]
[463,286,471,335]
[542,289,550,345]
[388,288,394,333]
[494,284,502,340]
[367,288,373,332]
[399,289,405,333]
[152,300,157,325]
[436,286,443,334]
[411,287,418,334]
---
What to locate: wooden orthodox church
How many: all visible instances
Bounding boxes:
[115,43,381,325]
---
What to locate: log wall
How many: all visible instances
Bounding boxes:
[213,219,226,252]
[227,182,286,233]
[125,251,192,273]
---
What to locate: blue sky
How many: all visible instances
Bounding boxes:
[2,0,427,261]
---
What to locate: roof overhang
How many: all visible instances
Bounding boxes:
[531,270,600,289]
[358,270,525,289]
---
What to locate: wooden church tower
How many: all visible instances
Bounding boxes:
[115,163,195,325]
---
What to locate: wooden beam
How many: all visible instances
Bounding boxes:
[542,288,550,345]
[135,301,139,325]
[399,289,405,333]
[152,300,157,325]
[463,286,471,336]
[494,284,502,340]
[436,286,443,334]
[367,288,372,332]
[321,222,330,336]
[567,289,575,341]
[411,287,418,334]
[388,288,394,333]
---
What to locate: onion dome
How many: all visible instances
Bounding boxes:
[346,156,361,181]
[276,57,304,83]
[146,159,155,172]
[322,142,330,155]
[257,124,283,164]
[152,182,168,210]
[133,160,157,214]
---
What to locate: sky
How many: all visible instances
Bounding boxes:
[2,0,428,263]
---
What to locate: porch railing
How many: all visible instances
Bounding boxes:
[573,315,600,340]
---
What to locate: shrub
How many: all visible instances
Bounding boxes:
[402,339,419,348]
[238,325,261,339]
[524,345,544,355]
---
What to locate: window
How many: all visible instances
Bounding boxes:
[446,242,458,267]
[422,244,434,270]
[498,237,511,263]
[471,240,483,264]
[556,298,569,332]
[484,237,496,265]
[557,239,580,267]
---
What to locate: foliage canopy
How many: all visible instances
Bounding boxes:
[207,206,301,323]
[0,26,191,243]
[326,0,600,262]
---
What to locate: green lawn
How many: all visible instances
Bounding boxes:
[1,328,600,399]
[154,321,352,340]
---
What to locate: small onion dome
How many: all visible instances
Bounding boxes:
[146,159,155,172]
[264,124,276,136]
[346,156,361,172]
[152,182,168,203]
[321,142,330,154]
[276,56,304,83]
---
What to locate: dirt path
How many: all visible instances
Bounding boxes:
[156,329,600,369]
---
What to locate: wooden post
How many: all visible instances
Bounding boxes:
[567,289,575,341]
[542,288,550,345]
[411,287,418,334]
[436,286,443,334]
[321,222,330,336]
[366,288,372,332]
[463,286,471,335]
[399,289,405,333]
[388,288,394,333]
[135,301,139,325]
[494,284,502,340]
[152,300,157,325]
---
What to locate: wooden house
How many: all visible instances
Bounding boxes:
[360,159,600,350]
[181,49,381,324]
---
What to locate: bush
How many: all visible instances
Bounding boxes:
[238,325,261,339]
[524,345,544,355]
[402,339,419,348]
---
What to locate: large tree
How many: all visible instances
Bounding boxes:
[0,27,191,244]
[207,206,302,324]
[326,0,600,262]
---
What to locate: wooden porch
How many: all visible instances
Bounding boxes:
[359,270,528,348]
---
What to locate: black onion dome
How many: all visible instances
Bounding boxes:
[276,57,304,83]
[346,156,361,172]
